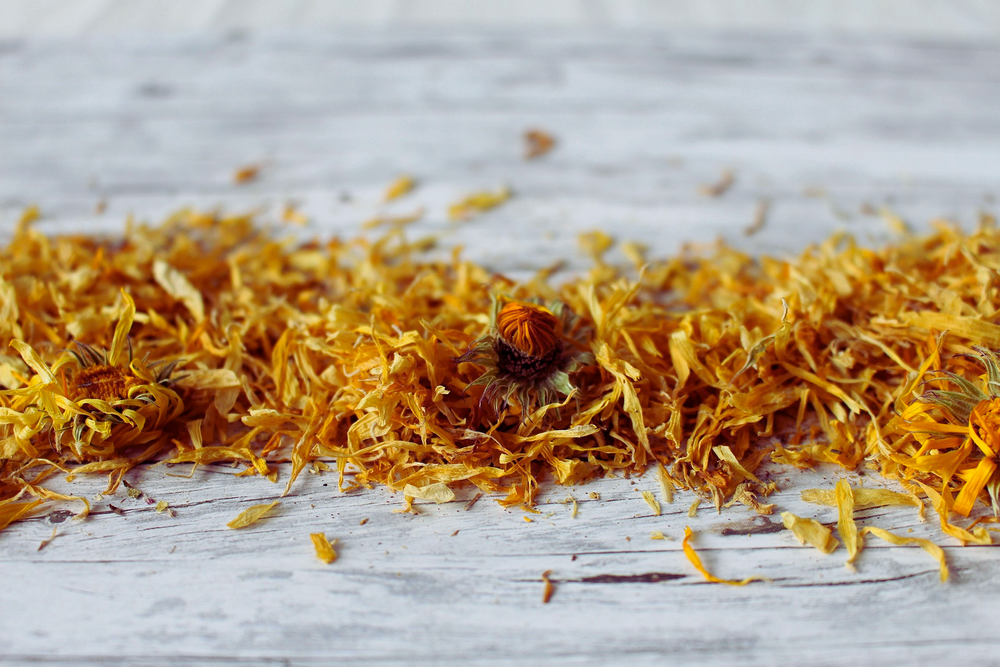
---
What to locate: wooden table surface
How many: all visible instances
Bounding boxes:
[1,30,1000,666]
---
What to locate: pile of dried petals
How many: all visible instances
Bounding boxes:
[2,206,1000,547]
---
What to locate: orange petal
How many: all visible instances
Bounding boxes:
[953,458,997,516]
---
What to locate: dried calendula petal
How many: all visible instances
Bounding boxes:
[310,532,338,564]
[859,526,948,582]
[402,483,455,504]
[802,487,922,511]
[0,500,43,532]
[656,463,674,504]
[384,175,415,201]
[698,169,734,197]
[447,186,510,221]
[688,499,701,517]
[524,129,556,159]
[541,569,555,603]
[6,187,1000,549]
[640,490,661,516]
[227,501,279,529]
[835,480,861,570]
[233,164,260,183]
[780,511,839,554]
[682,527,763,586]
[560,495,578,518]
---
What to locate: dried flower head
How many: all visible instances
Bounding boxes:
[68,340,179,404]
[495,301,562,358]
[456,297,592,419]
[902,346,1000,516]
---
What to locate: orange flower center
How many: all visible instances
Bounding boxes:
[72,365,136,402]
[970,397,1000,455]
[496,301,562,358]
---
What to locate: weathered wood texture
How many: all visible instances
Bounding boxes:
[1,31,1000,666]
[3,0,1000,39]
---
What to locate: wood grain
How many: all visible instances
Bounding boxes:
[1,31,999,666]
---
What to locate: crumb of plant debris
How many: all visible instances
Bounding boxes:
[310,532,338,564]
[745,199,769,236]
[465,494,483,511]
[698,169,734,197]
[384,175,416,202]
[541,570,555,603]
[233,164,261,184]
[524,129,556,159]
[448,187,510,220]
[37,526,57,551]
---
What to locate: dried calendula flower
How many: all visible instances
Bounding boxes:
[2,293,185,490]
[67,340,179,404]
[455,297,592,419]
[899,346,1000,518]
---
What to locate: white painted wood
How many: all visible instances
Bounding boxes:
[1,31,1000,665]
[3,0,1000,38]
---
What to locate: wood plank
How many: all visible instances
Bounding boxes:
[0,463,987,665]
[1,31,999,665]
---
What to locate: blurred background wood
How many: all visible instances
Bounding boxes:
[2,0,1000,40]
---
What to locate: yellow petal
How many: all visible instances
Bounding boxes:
[447,186,510,221]
[916,481,991,545]
[384,175,415,201]
[656,463,674,504]
[682,526,764,586]
[802,487,922,511]
[107,290,135,367]
[713,445,761,484]
[174,369,241,390]
[953,457,997,517]
[310,532,338,564]
[640,490,661,516]
[860,526,948,582]
[402,482,455,504]
[153,259,205,322]
[227,501,279,529]
[780,511,839,554]
[0,499,43,532]
[9,340,55,384]
[904,311,1000,348]
[835,479,861,569]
